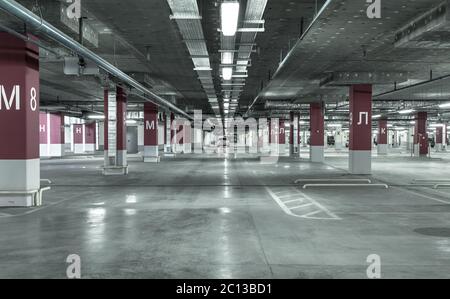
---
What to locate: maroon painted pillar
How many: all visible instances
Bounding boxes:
[257,119,263,153]
[436,125,443,151]
[39,112,65,157]
[268,118,272,145]
[170,112,176,153]
[178,122,184,154]
[377,119,388,155]
[116,86,127,167]
[143,102,160,162]
[103,89,109,163]
[0,33,40,207]
[51,113,65,156]
[39,112,48,152]
[310,103,324,162]
[40,112,65,157]
[279,119,286,154]
[184,124,192,154]
[85,122,96,153]
[349,84,372,174]
[163,112,167,153]
[289,112,295,157]
[298,114,302,149]
[414,112,428,157]
[73,124,84,154]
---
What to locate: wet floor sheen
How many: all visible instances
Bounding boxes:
[0,153,450,278]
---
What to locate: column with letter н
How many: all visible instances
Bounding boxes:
[144,102,160,163]
[0,33,42,207]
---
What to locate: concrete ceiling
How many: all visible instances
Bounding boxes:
[2,0,450,120]
[245,0,450,115]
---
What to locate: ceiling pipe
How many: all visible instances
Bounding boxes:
[0,0,192,120]
[264,101,307,110]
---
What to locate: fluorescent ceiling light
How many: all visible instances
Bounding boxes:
[222,67,233,80]
[87,114,105,120]
[327,124,342,128]
[222,52,233,64]
[193,67,212,71]
[430,124,445,128]
[126,120,137,125]
[224,103,230,109]
[372,114,381,119]
[439,103,450,108]
[232,74,248,78]
[398,109,415,115]
[221,2,240,36]
[237,28,265,33]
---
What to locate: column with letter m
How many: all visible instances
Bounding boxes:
[0,33,40,207]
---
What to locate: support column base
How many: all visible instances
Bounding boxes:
[0,194,34,207]
[377,144,388,155]
[278,144,286,155]
[144,157,161,163]
[414,144,428,157]
[349,150,371,175]
[74,144,85,154]
[40,144,65,157]
[116,150,127,167]
[289,145,300,158]
[310,146,324,163]
[144,146,160,163]
[165,152,176,157]
[0,159,40,207]
[85,144,95,153]
[103,166,129,176]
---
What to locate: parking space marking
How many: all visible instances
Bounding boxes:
[265,186,341,220]
[392,186,450,205]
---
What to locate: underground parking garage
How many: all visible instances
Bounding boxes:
[0,0,450,284]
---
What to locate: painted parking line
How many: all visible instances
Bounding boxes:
[265,186,341,220]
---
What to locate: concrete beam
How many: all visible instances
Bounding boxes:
[394,1,450,49]
[320,72,408,87]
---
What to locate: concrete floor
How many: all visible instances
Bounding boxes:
[1,150,450,278]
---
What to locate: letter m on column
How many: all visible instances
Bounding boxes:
[0,85,20,110]
[146,120,155,130]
